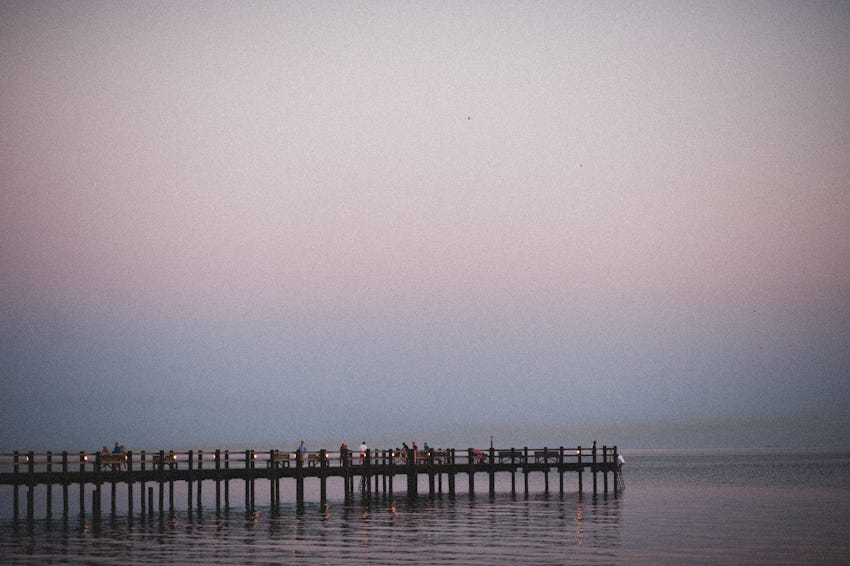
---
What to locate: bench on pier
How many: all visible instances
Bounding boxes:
[533,451,558,464]
[399,450,447,464]
[99,453,126,470]
[307,453,326,467]
[268,452,294,468]
[497,450,521,463]
[429,450,448,463]
[153,453,178,470]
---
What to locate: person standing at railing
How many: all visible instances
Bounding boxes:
[297,441,307,462]
[359,441,368,464]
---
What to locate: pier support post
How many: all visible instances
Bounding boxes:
[62,451,69,518]
[79,452,87,517]
[224,451,230,508]
[46,452,53,518]
[12,452,19,520]
[197,450,203,508]
[577,446,583,492]
[559,447,565,494]
[592,441,598,495]
[250,451,256,509]
[93,452,102,519]
[126,450,133,516]
[187,450,194,510]
[489,447,495,496]
[407,447,417,498]
[467,449,475,496]
[27,451,35,520]
[157,451,164,514]
[428,450,436,497]
[523,447,529,496]
[448,449,456,496]
[295,449,304,506]
[387,449,394,497]
[320,450,328,504]
[216,449,222,509]
[139,450,146,515]
[342,448,351,500]
[613,446,620,493]
[510,448,517,495]
[603,446,609,493]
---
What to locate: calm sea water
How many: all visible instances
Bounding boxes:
[2,447,849,564]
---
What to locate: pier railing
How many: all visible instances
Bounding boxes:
[0,445,617,475]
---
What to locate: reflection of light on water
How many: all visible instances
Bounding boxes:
[575,502,583,546]
[245,509,261,528]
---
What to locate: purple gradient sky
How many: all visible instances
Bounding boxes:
[2,1,849,450]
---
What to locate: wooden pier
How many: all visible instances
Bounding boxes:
[0,443,621,520]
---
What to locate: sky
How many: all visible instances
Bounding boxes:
[2,1,849,451]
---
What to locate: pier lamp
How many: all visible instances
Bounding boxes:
[576,449,582,456]
[83,455,89,462]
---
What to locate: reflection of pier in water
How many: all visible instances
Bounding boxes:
[0,444,621,520]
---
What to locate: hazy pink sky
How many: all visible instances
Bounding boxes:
[2,1,848,449]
